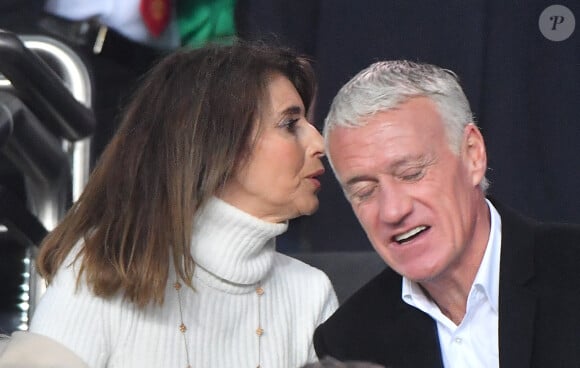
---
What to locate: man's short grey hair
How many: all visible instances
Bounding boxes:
[323,60,489,192]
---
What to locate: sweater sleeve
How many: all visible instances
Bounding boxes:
[270,253,339,365]
[318,276,339,326]
[29,260,111,368]
[307,272,339,362]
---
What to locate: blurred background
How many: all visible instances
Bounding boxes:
[0,0,578,334]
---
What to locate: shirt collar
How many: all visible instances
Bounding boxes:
[474,199,501,312]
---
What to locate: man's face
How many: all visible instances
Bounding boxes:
[327,97,488,283]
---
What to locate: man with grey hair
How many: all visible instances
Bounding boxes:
[314,60,580,368]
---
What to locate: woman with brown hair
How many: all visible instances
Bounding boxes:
[25,41,338,368]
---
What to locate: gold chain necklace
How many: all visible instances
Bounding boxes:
[174,280,265,368]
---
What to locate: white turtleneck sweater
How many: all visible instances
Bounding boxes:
[29,198,339,368]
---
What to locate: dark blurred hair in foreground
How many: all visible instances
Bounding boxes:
[303,356,386,368]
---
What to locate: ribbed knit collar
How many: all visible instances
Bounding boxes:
[190,197,288,288]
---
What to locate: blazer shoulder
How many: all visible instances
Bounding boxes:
[317,267,402,330]
[496,199,580,288]
[533,222,580,285]
[314,268,442,367]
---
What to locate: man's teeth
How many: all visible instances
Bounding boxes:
[395,226,427,243]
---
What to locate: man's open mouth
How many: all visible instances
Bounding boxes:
[394,225,429,244]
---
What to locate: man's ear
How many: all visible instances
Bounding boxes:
[462,123,487,187]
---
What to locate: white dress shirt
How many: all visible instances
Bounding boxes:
[402,199,502,368]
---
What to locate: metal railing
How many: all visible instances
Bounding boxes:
[0,32,93,330]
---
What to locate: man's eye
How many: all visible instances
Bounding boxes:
[348,185,376,203]
[400,169,425,182]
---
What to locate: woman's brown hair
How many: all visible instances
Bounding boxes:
[36,40,316,307]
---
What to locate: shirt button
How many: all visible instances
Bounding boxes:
[455,337,463,344]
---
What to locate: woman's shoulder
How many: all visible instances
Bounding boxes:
[270,252,339,321]
[271,252,336,295]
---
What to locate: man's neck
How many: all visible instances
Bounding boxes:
[420,277,471,325]
[419,197,491,325]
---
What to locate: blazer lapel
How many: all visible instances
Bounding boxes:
[390,297,444,368]
[365,270,444,368]
[494,200,537,368]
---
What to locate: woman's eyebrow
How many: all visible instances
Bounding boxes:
[280,105,303,116]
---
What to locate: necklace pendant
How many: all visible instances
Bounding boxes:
[179,323,187,333]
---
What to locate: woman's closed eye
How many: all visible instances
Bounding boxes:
[281,117,300,133]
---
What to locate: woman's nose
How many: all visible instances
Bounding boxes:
[306,122,324,158]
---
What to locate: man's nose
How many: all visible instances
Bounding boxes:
[377,181,413,225]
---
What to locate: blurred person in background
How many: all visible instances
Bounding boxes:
[39,0,237,166]
[0,332,88,368]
